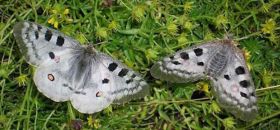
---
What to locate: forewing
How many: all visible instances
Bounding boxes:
[14,21,83,101]
[151,42,220,83]
[70,53,149,113]
[13,21,81,66]
[211,50,257,121]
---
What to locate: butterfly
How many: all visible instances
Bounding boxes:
[13,21,149,113]
[150,39,257,121]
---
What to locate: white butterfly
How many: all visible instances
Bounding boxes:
[150,39,257,121]
[13,21,149,113]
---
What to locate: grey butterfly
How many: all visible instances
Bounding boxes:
[13,21,149,113]
[151,39,257,121]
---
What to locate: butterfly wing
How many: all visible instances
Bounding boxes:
[211,46,257,121]
[14,21,84,102]
[33,56,76,102]
[13,21,81,66]
[151,42,222,83]
[70,53,149,113]
[14,21,149,113]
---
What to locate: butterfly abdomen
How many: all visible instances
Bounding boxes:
[206,46,229,77]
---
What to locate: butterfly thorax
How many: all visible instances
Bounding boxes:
[67,45,97,89]
[84,44,97,55]
[205,44,232,78]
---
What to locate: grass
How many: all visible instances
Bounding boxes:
[0,0,280,129]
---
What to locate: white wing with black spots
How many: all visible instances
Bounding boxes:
[210,45,257,121]
[151,39,257,121]
[71,53,149,113]
[33,52,77,102]
[99,54,149,103]
[13,21,81,66]
[13,21,149,114]
[150,42,221,83]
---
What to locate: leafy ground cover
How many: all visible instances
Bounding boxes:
[0,0,279,129]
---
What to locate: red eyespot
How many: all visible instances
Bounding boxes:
[48,74,55,81]
[96,91,102,97]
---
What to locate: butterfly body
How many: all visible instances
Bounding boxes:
[14,21,149,113]
[205,43,231,77]
[151,39,257,121]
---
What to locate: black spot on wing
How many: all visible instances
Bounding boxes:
[224,75,230,80]
[74,91,81,94]
[68,87,74,91]
[197,62,204,66]
[45,29,52,41]
[180,52,189,60]
[108,62,118,71]
[48,52,55,59]
[62,84,68,87]
[126,73,138,84]
[56,36,64,46]
[35,31,39,39]
[172,61,181,65]
[102,78,109,84]
[37,25,42,31]
[96,91,102,97]
[75,91,86,95]
[118,68,129,77]
[47,74,55,81]
[239,80,250,88]
[235,66,245,75]
[126,79,133,84]
[240,92,248,99]
[131,74,136,78]
[251,92,256,97]
[194,48,203,56]
[169,55,174,60]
